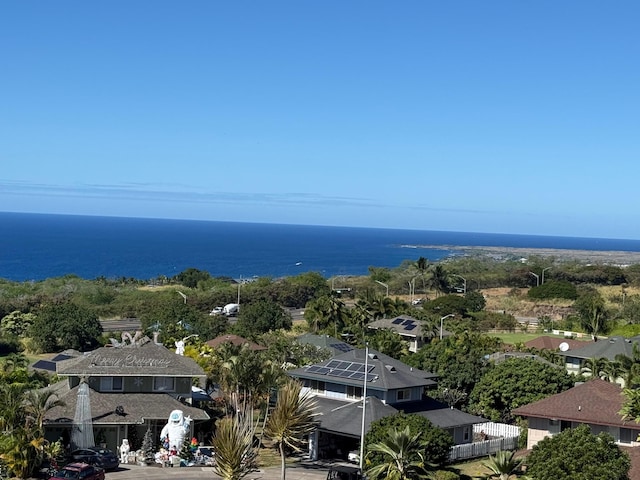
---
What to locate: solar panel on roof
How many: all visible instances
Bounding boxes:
[330,343,353,352]
[32,360,57,372]
[350,372,365,380]
[404,325,417,331]
[51,354,74,362]
[326,360,341,369]
[391,318,403,325]
[402,319,415,325]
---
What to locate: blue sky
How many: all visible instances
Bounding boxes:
[1,1,639,239]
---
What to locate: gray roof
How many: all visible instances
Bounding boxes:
[313,395,484,437]
[401,398,486,429]
[314,396,398,438]
[288,348,437,391]
[296,333,354,356]
[559,336,640,361]
[43,383,210,425]
[56,339,205,377]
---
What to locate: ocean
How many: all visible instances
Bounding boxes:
[2,212,640,282]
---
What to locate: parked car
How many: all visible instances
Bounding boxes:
[67,447,119,470]
[51,462,105,480]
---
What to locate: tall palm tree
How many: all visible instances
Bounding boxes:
[616,343,640,388]
[264,379,318,480]
[428,265,449,298]
[211,409,258,480]
[482,450,523,480]
[365,426,429,480]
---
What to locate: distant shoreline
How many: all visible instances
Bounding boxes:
[417,245,640,265]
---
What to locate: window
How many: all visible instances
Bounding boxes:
[309,380,325,394]
[347,385,362,399]
[620,428,635,444]
[100,377,123,392]
[396,388,411,401]
[153,376,175,392]
[463,426,470,442]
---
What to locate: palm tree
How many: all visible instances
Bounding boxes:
[211,409,258,480]
[428,265,449,298]
[365,426,429,480]
[482,450,523,480]
[264,379,318,480]
[616,343,640,388]
[581,357,609,379]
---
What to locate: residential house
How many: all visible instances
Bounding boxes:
[366,315,451,353]
[43,333,210,454]
[513,379,640,449]
[288,348,484,460]
[524,335,589,352]
[559,336,640,376]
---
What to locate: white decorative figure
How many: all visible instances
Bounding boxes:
[175,339,185,356]
[160,410,192,454]
[119,439,130,464]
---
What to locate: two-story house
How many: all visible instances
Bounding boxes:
[287,348,484,460]
[42,333,210,453]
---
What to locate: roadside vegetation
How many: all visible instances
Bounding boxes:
[2,253,640,478]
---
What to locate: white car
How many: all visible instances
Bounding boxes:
[347,450,360,463]
[209,307,223,316]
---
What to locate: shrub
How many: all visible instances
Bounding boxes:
[527,280,578,300]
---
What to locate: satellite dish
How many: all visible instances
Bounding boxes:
[559,342,570,352]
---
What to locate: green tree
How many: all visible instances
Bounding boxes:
[468,358,574,422]
[406,333,502,407]
[29,302,102,352]
[526,424,630,480]
[173,268,211,289]
[365,412,453,468]
[482,450,522,480]
[1,311,36,337]
[233,299,292,338]
[365,426,430,480]
[367,328,408,359]
[574,286,609,340]
[429,265,450,298]
[264,380,317,480]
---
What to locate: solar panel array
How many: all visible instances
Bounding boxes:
[307,360,377,382]
[388,317,420,333]
[329,343,354,353]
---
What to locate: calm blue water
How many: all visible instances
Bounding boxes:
[2,212,640,282]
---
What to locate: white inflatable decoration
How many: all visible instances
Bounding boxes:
[119,439,130,463]
[160,409,192,452]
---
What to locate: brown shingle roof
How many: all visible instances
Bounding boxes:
[524,336,589,351]
[513,379,638,429]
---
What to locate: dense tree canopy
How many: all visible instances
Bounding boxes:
[468,357,575,422]
[29,302,102,352]
[405,333,502,407]
[365,412,453,468]
[526,424,630,480]
[233,299,292,338]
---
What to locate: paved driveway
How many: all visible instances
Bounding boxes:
[107,461,332,480]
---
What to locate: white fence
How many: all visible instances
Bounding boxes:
[473,422,520,439]
[448,422,521,462]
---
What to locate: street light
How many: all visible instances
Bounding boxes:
[375,280,389,297]
[529,272,540,287]
[542,267,551,285]
[440,313,455,340]
[450,274,467,294]
[359,343,369,472]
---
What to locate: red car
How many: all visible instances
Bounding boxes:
[51,462,105,480]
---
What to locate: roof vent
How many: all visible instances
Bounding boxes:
[368,353,378,360]
[385,365,396,372]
